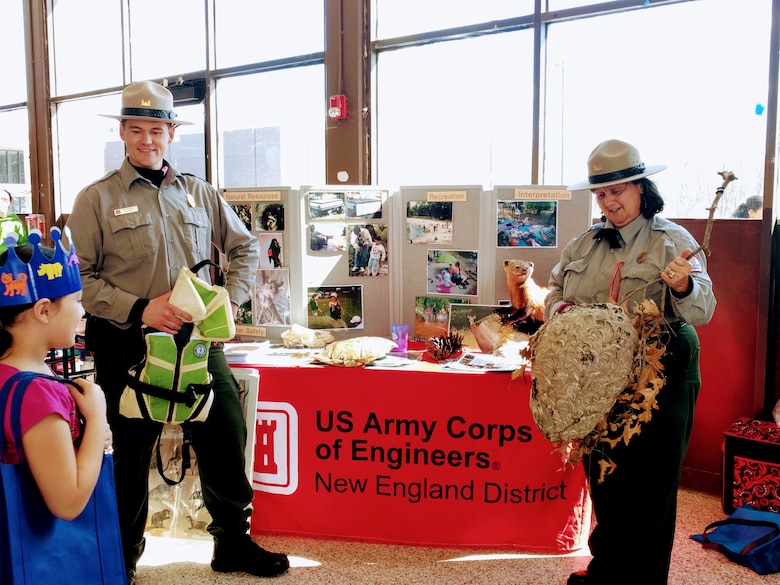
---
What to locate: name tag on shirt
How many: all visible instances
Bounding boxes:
[114,206,138,216]
[186,194,196,207]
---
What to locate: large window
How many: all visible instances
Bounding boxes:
[48,0,325,216]
[375,32,534,189]
[543,0,771,218]
[373,0,772,218]
[128,0,207,81]
[0,1,31,213]
[216,68,325,189]
[49,1,124,96]
[0,149,26,184]
[17,0,780,220]
[375,0,531,39]
[214,0,324,69]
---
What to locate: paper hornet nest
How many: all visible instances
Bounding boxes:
[313,336,397,367]
[525,303,639,444]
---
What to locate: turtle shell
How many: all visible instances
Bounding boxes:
[313,336,398,367]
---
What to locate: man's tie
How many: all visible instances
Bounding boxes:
[593,228,622,249]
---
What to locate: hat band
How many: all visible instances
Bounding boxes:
[120,107,178,121]
[588,163,646,185]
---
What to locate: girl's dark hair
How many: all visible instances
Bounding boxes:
[0,243,56,356]
[637,177,665,218]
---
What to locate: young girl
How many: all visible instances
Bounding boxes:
[0,229,111,521]
[367,236,386,276]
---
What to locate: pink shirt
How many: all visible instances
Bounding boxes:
[1,365,81,463]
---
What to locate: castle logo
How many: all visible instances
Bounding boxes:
[253,401,298,495]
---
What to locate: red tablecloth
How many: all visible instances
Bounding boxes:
[245,364,590,552]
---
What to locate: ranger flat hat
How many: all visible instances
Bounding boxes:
[567,139,666,190]
[100,80,192,126]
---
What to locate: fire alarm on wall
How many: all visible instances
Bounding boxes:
[328,94,347,120]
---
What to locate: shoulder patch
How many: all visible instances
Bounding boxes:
[180,172,207,181]
[689,256,702,273]
[82,168,120,190]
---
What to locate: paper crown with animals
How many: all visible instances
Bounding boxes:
[0,227,82,306]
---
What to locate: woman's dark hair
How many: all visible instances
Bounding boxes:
[0,243,56,355]
[637,177,665,218]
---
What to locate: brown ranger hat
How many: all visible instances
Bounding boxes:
[100,80,192,126]
[567,139,666,191]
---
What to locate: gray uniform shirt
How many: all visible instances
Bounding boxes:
[67,158,260,328]
[545,215,716,325]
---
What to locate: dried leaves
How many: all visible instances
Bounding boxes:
[523,299,667,483]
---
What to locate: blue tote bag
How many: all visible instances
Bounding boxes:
[691,505,780,575]
[0,371,126,584]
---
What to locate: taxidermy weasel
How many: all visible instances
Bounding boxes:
[496,259,549,330]
[469,260,550,356]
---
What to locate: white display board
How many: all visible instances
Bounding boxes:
[220,184,590,343]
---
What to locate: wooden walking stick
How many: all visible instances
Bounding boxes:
[686,170,737,260]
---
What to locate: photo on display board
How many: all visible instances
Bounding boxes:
[309,222,347,252]
[496,200,557,248]
[254,269,291,326]
[255,202,285,232]
[258,233,283,268]
[236,297,252,326]
[229,204,252,232]
[348,224,389,277]
[406,201,453,245]
[426,249,478,296]
[307,191,346,219]
[448,303,507,351]
[413,295,469,341]
[307,285,364,330]
[346,190,385,219]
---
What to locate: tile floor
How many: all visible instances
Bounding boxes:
[136,487,780,584]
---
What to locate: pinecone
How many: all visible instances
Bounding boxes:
[425,332,464,361]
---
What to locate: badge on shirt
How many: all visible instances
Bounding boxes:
[689,256,702,273]
[114,206,139,216]
[186,194,196,207]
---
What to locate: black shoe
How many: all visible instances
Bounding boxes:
[125,538,144,585]
[211,534,289,577]
[567,571,590,585]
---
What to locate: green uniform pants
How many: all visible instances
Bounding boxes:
[582,324,701,585]
[87,317,253,569]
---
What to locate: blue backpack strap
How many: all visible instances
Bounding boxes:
[1,372,80,461]
[0,371,39,461]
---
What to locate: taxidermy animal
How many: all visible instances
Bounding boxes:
[149,508,172,529]
[149,483,175,501]
[495,259,549,332]
[186,515,209,532]
[468,260,550,357]
[468,313,530,359]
